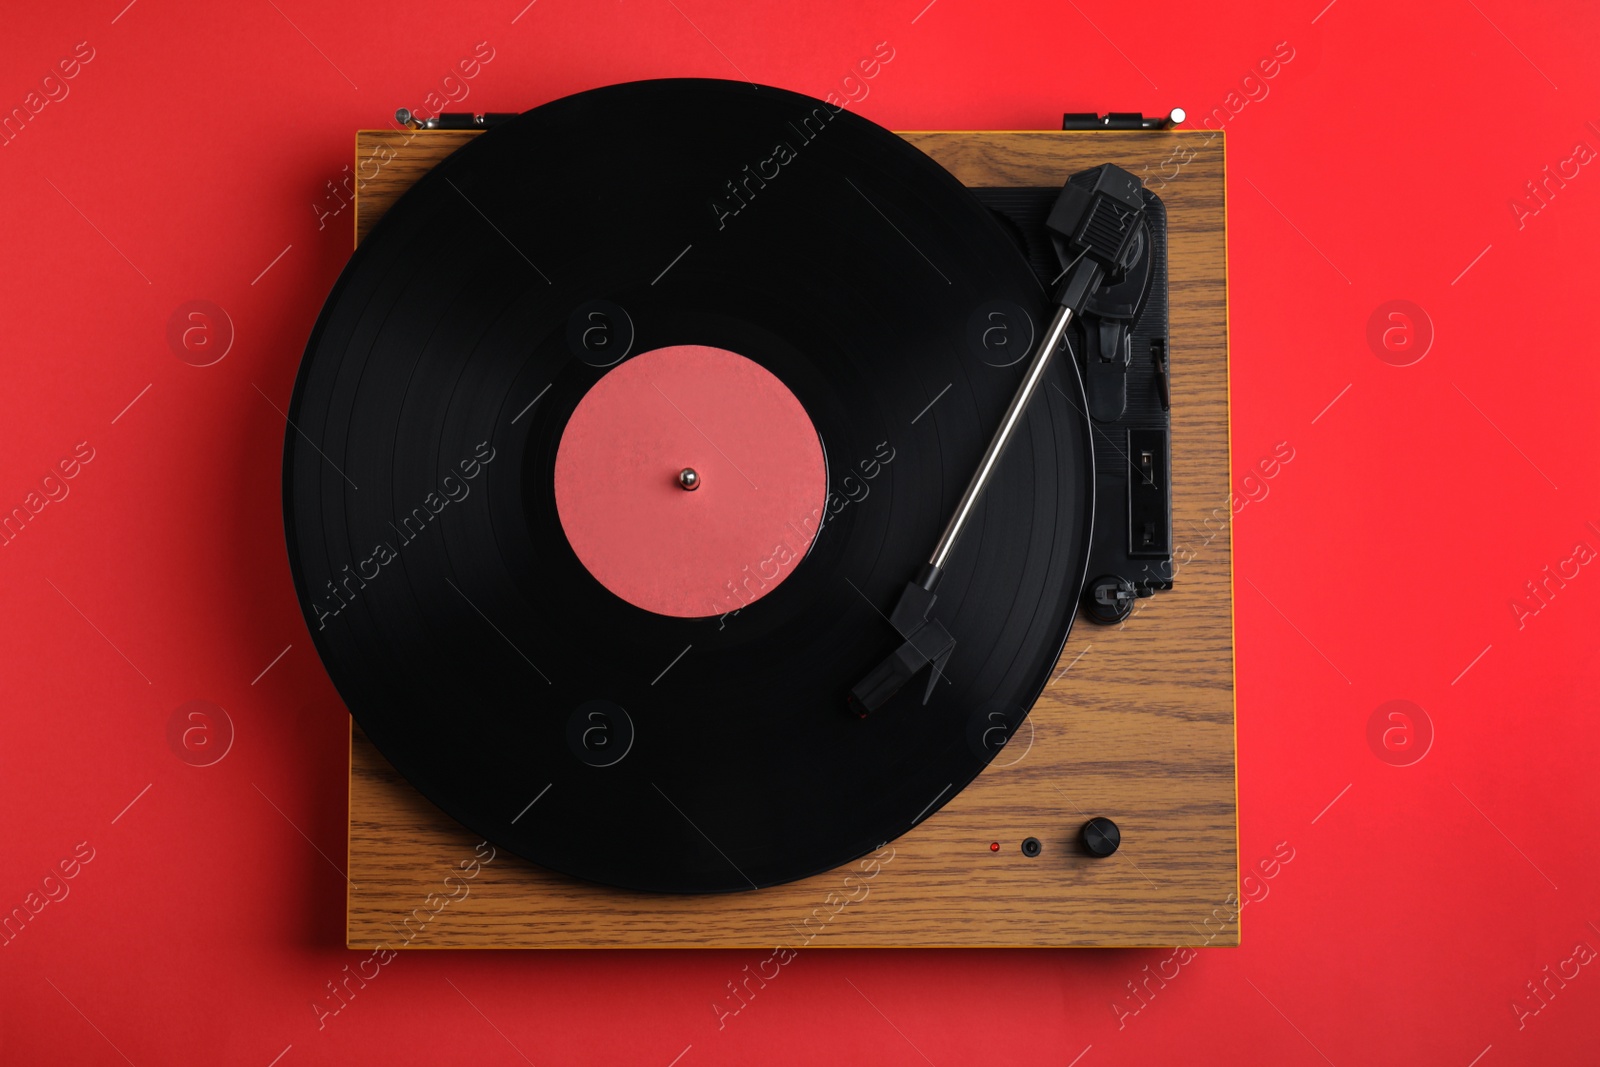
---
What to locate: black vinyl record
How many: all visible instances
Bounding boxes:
[284,79,1095,892]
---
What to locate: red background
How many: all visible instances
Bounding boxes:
[3,0,1597,1064]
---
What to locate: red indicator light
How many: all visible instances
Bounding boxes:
[989,841,1000,852]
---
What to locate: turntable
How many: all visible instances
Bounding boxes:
[285,81,1236,948]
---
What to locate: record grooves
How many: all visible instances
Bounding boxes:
[285,79,1095,893]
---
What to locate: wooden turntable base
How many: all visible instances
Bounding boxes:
[343,126,1236,948]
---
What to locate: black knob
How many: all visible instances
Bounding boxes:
[1080,817,1120,857]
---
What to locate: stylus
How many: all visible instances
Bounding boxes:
[848,164,1148,716]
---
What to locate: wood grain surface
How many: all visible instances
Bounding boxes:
[345,128,1236,948]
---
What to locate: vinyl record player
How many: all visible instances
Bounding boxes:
[283,82,1236,948]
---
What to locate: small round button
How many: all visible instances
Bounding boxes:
[1020,836,1042,857]
[1080,817,1120,857]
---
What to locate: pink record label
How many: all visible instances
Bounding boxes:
[554,345,826,618]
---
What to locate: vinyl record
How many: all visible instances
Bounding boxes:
[284,78,1095,892]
